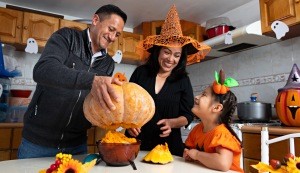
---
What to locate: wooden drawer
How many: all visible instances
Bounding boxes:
[10,149,18,160]
[11,127,22,149]
[0,128,12,149]
[88,146,96,154]
[243,158,259,173]
[243,133,300,160]
[0,150,11,161]
[87,127,95,145]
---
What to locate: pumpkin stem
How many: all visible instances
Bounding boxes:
[219,69,225,85]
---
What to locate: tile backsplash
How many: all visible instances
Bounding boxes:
[187,35,300,105]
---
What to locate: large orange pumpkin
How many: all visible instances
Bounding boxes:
[275,64,300,126]
[83,82,155,129]
[276,89,300,126]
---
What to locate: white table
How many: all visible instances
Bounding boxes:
[0,151,238,173]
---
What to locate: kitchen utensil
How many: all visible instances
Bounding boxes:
[237,93,272,122]
[96,140,140,169]
[10,89,32,98]
[206,25,230,38]
[205,17,235,38]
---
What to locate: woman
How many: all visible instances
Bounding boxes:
[125,5,211,156]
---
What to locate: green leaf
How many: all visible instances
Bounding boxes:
[214,71,219,84]
[224,78,239,87]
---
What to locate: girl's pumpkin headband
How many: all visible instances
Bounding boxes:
[212,69,239,94]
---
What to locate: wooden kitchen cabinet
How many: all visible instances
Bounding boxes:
[259,0,300,39]
[0,123,98,161]
[22,12,59,47]
[59,19,88,31]
[0,7,23,44]
[0,7,59,48]
[242,126,300,173]
[107,31,143,65]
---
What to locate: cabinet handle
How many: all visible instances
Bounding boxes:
[296,0,300,3]
[119,42,123,46]
[17,25,21,29]
[23,26,28,30]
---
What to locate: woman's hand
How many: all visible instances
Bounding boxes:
[90,76,121,113]
[157,119,172,137]
[126,128,141,137]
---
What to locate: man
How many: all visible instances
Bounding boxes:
[18,4,127,159]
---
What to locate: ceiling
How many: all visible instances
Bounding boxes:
[0,0,255,29]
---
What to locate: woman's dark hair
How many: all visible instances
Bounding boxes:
[95,4,127,23]
[212,90,242,144]
[145,45,189,81]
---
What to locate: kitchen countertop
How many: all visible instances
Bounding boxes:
[0,151,238,173]
[0,122,23,128]
[241,125,300,135]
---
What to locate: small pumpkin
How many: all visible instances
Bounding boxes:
[113,72,127,82]
[212,70,238,94]
[83,82,155,129]
[275,64,300,126]
[143,143,173,164]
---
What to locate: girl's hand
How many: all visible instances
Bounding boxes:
[126,128,141,137]
[183,148,193,161]
[157,119,172,137]
[185,149,199,161]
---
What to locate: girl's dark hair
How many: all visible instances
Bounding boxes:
[212,90,242,144]
[145,45,188,81]
[95,4,127,23]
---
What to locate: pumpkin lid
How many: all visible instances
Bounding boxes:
[278,64,300,92]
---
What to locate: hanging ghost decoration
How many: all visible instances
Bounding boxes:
[112,50,122,64]
[25,38,38,54]
[271,21,289,39]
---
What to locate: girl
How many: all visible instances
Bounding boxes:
[183,70,243,172]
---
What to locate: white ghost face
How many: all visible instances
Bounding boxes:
[25,38,38,54]
[112,50,123,63]
[271,21,289,39]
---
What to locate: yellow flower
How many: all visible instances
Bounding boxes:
[57,159,82,173]
[252,156,300,173]
[38,170,47,173]
[286,157,300,173]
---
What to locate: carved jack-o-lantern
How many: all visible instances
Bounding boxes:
[276,89,300,126]
[275,64,300,126]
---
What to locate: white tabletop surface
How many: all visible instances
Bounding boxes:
[0,151,238,173]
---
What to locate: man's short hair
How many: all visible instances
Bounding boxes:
[95,4,127,23]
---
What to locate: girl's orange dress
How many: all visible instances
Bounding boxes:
[185,123,243,173]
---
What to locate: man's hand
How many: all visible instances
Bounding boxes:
[90,76,120,113]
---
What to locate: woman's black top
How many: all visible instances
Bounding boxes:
[127,65,194,156]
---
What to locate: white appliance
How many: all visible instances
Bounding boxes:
[203,21,279,58]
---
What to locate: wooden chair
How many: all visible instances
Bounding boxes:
[261,126,300,163]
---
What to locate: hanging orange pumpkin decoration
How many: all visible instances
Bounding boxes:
[212,69,238,94]
[83,73,155,129]
[275,64,300,126]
